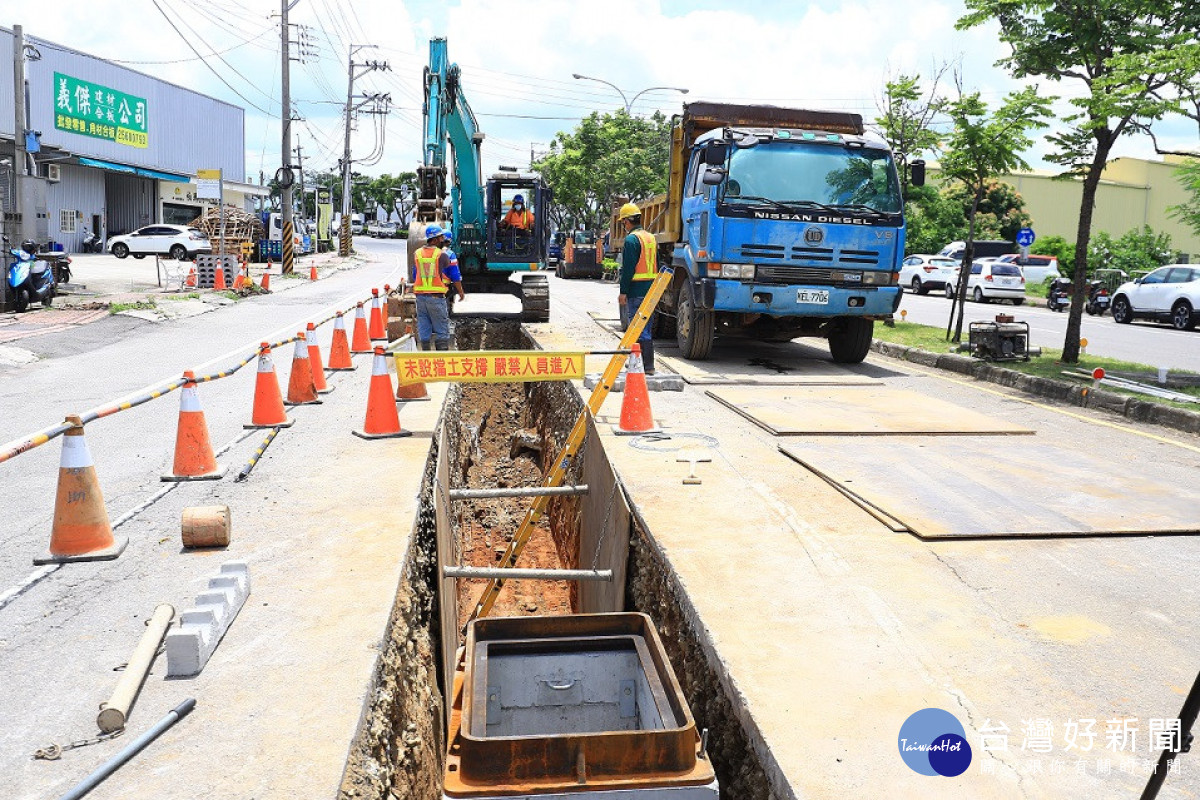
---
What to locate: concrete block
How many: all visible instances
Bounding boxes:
[584,372,685,393]
[166,561,250,677]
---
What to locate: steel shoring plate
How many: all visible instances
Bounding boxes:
[585,312,881,386]
[779,438,1200,539]
[708,386,1035,436]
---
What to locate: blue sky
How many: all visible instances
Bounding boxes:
[14,0,1199,187]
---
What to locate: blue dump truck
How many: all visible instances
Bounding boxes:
[615,102,918,362]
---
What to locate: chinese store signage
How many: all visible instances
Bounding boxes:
[53,72,148,149]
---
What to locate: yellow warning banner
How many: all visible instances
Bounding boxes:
[394,350,587,385]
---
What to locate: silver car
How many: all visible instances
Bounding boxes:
[108,224,211,260]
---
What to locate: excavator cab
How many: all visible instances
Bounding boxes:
[486,172,550,270]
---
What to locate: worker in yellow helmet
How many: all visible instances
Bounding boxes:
[617,202,658,374]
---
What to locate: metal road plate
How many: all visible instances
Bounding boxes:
[780,437,1200,538]
[708,386,1034,436]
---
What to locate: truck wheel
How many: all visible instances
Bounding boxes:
[828,317,874,364]
[676,279,714,360]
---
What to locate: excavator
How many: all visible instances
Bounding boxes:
[408,38,551,322]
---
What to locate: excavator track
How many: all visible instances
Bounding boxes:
[520,273,550,323]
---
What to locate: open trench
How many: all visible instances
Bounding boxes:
[338,321,775,800]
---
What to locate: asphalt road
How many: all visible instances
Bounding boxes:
[896,289,1200,372]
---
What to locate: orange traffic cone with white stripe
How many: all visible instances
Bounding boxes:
[353,346,411,439]
[327,312,356,371]
[613,344,660,435]
[350,301,372,353]
[305,322,334,394]
[286,333,322,406]
[395,323,430,402]
[369,289,386,340]
[260,269,271,291]
[213,262,227,290]
[185,264,197,288]
[245,343,295,429]
[162,371,226,481]
[35,415,128,565]
[232,261,245,290]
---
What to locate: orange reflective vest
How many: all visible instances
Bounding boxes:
[503,208,534,230]
[413,246,447,294]
[632,229,657,281]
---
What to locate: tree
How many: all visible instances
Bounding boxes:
[1170,158,1200,237]
[873,69,949,199]
[939,85,1050,342]
[1088,225,1174,274]
[360,172,418,223]
[533,110,671,232]
[958,0,1200,362]
[903,184,968,255]
[1030,234,1076,269]
[941,178,1033,242]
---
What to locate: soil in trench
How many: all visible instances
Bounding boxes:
[454,381,573,629]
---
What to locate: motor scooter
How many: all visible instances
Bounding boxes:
[1047,277,1073,312]
[4,237,57,312]
[1085,279,1111,316]
[81,229,102,253]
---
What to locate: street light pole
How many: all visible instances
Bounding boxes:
[571,73,688,115]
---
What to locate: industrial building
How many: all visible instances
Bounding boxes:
[1,24,267,254]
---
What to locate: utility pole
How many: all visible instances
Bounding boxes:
[5,25,26,311]
[279,0,294,274]
[339,47,388,257]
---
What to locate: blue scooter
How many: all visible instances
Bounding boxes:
[4,237,57,312]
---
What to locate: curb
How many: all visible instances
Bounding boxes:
[870,339,1200,436]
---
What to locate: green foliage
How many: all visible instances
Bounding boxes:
[108,299,157,314]
[533,111,671,231]
[360,172,418,223]
[1030,234,1076,269]
[941,178,1032,242]
[874,71,946,199]
[1087,226,1175,275]
[904,185,967,255]
[1170,157,1200,238]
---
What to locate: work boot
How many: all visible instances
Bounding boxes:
[434,339,451,351]
[418,339,432,351]
[643,345,655,375]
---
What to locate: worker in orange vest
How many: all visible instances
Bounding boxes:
[410,225,464,350]
[501,194,535,231]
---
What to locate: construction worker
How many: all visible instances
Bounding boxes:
[617,202,658,374]
[410,225,464,351]
[501,194,535,230]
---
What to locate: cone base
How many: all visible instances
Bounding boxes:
[352,428,413,440]
[396,396,432,403]
[327,364,357,371]
[284,398,323,406]
[161,463,227,482]
[350,348,373,355]
[315,384,336,395]
[612,423,662,436]
[244,417,294,430]
[35,535,128,565]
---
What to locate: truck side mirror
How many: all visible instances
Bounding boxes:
[911,159,926,187]
[701,167,726,186]
[703,141,729,164]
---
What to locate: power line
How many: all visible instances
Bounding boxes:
[161,0,276,104]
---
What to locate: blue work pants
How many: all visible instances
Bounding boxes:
[415,293,452,349]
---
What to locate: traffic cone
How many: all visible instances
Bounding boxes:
[260,270,271,291]
[286,333,322,406]
[613,344,661,435]
[353,347,411,439]
[244,343,295,429]
[369,289,386,340]
[395,324,430,402]
[232,261,245,290]
[213,262,227,290]
[327,311,356,371]
[162,371,226,481]
[185,264,197,288]
[351,302,372,353]
[305,322,334,394]
[309,264,318,281]
[382,283,392,332]
[35,415,128,565]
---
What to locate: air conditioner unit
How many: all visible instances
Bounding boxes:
[46,164,62,182]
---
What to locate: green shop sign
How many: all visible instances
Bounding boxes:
[53,72,148,149]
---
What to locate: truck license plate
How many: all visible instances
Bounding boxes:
[797,289,830,305]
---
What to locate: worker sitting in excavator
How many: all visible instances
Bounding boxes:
[501,194,535,231]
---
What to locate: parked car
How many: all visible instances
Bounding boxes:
[992,253,1061,284]
[108,225,211,260]
[379,221,398,239]
[944,259,1026,304]
[900,254,958,295]
[1110,264,1200,330]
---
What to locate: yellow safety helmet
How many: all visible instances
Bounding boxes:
[618,202,641,221]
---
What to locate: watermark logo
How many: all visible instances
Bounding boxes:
[898,708,973,777]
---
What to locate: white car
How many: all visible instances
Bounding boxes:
[944,259,1026,304]
[992,253,1061,284]
[1111,264,1200,330]
[108,225,211,260]
[900,254,958,295]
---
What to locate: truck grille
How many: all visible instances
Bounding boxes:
[740,244,785,259]
[838,249,880,265]
[756,265,840,285]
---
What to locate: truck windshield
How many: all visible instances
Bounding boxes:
[722,142,902,214]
